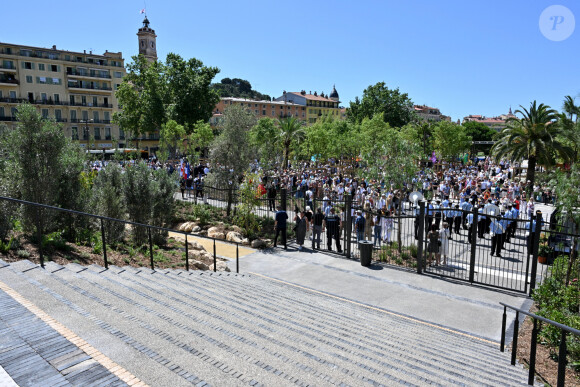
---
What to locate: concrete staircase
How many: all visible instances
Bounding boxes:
[0,259,535,386]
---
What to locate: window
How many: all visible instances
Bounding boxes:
[38,63,45,71]
[119,129,125,140]
[71,127,79,140]
[93,111,99,122]
[9,91,15,99]
[0,107,4,117]
[104,112,110,122]
[92,97,98,106]
[82,111,88,120]
[55,110,62,121]
[262,110,266,115]
[114,71,122,78]
[271,110,275,116]
[70,95,75,105]
[54,94,59,103]
[41,109,49,118]
[11,107,18,117]
[24,62,33,70]
[82,127,88,140]
[94,127,101,140]
[38,76,47,84]
[105,127,111,140]
[41,93,47,102]
[70,110,77,120]
[81,96,87,105]
[26,75,32,83]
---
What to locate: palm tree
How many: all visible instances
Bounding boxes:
[491,101,574,190]
[562,95,580,123]
[277,116,305,169]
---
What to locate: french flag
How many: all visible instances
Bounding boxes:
[140,8,146,14]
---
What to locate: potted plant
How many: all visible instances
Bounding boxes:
[538,243,551,264]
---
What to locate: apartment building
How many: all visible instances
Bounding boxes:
[0,42,126,149]
[275,86,342,124]
[413,105,451,122]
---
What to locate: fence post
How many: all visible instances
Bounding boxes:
[185,234,189,271]
[213,239,217,272]
[281,188,287,212]
[557,330,567,387]
[469,205,479,283]
[100,219,108,269]
[529,211,542,296]
[345,194,352,258]
[500,305,507,352]
[511,311,519,366]
[528,319,538,385]
[36,208,44,269]
[417,201,425,274]
[148,228,154,270]
[236,244,239,273]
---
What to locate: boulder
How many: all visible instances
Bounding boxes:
[226,231,243,243]
[188,250,213,263]
[231,225,243,234]
[191,260,209,271]
[207,226,225,239]
[183,222,195,233]
[209,260,231,272]
[242,238,250,246]
[187,240,205,251]
[192,226,201,233]
[251,239,267,249]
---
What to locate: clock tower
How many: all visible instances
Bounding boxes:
[137,16,157,62]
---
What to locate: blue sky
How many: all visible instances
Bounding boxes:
[3,1,579,122]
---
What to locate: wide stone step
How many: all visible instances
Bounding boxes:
[0,260,536,386]
[77,264,532,386]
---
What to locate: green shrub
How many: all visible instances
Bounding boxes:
[401,252,410,261]
[42,231,69,251]
[533,255,580,369]
[17,249,30,258]
[409,244,418,258]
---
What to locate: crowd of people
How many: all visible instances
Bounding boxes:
[265,156,554,262]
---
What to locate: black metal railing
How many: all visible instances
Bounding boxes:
[0,196,241,274]
[500,302,580,386]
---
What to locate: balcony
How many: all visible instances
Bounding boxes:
[67,83,112,93]
[66,69,111,79]
[0,116,17,122]
[0,63,17,72]
[0,97,27,104]
[0,76,19,86]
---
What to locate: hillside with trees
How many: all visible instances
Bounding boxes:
[211,78,271,101]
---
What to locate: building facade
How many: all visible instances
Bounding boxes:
[210,97,305,126]
[413,105,451,122]
[275,86,342,124]
[0,42,126,149]
[462,108,515,131]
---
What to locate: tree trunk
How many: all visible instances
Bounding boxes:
[397,199,402,254]
[526,155,537,191]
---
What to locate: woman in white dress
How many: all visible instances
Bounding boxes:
[440,222,450,265]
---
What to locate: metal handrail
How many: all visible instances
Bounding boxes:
[500,302,580,386]
[0,196,240,274]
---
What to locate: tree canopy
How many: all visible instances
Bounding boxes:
[491,101,575,187]
[347,82,416,127]
[114,53,220,139]
[211,77,271,101]
[432,121,471,162]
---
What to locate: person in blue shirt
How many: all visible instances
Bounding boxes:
[452,204,462,235]
[467,212,475,244]
[525,211,541,255]
[477,207,486,239]
[354,210,365,242]
[274,205,289,249]
[461,200,473,229]
[489,216,504,257]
